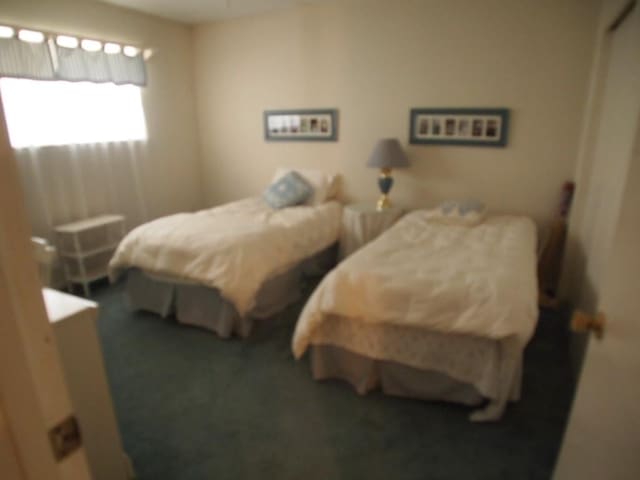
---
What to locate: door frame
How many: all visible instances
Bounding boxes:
[561,0,636,307]
[554,0,640,477]
[0,94,91,478]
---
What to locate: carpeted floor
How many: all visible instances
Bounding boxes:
[93,280,576,480]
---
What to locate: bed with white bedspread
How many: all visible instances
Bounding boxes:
[109,197,342,335]
[292,209,538,421]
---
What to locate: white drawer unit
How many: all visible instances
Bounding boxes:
[55,214,125,296]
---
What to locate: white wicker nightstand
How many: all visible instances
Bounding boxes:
[339,203,404,259]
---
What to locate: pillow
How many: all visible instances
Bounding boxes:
[272,168,335,206]
[427,199,487,226]
[263,171,313,209]
[326,174,340,200]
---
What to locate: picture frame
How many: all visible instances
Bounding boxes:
[409,108,510,147]
[264,109,338,142]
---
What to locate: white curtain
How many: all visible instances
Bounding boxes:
[0,31,147,86]
[0,36,54,80]
[16,141,149,240]
[54,43,147,86]
[1,26,150,240]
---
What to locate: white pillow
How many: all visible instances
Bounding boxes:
[426,199,487,226]
[272,168,336,206]
[326,174,340,200]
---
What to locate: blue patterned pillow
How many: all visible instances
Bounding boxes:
[263,171,313,209]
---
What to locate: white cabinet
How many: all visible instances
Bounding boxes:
[43,288,131,480]
[55,214,125,296]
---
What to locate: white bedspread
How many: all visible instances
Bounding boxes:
[109,198,342,316]
[292,211,538,420]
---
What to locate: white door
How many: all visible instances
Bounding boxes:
[553,4,640,478]
[0,400,24,480]
[0,95,92,478]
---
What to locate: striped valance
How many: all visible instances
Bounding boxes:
[0,25,147,86]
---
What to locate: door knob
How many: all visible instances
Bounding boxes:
[571,310,606,339]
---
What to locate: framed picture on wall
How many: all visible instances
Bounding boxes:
[409,108,509,147]
[264,109,338,141]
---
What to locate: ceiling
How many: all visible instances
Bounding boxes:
[98,0,328,24]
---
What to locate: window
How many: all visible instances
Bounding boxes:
[0,78,147,148]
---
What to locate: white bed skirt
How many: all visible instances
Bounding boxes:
[308,315,523,421]
[124,245,336,338]
[311,345,485,406]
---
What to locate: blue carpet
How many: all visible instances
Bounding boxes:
[93,280,575,480]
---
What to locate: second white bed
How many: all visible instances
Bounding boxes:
[292,209,538,421]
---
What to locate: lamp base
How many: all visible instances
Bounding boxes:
[376,168,393,210]
[376,194,391,211]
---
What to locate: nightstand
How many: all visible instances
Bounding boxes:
[339,203,404,259]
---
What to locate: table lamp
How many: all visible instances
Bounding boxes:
[366,138,410,210]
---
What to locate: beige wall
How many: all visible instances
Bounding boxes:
[194,0,600,225]
[0,0,203,224]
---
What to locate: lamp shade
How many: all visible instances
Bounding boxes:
[366,138,409,169]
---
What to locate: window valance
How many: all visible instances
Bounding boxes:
[0,25,147,86]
